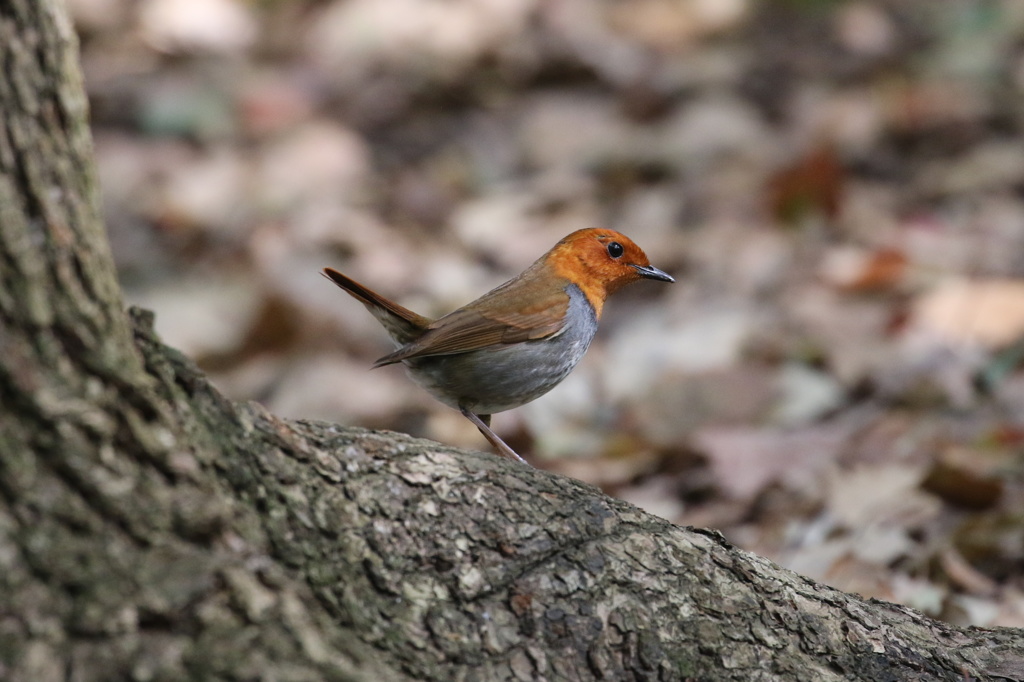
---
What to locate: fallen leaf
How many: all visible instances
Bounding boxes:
[767,145,845,225]
[820,246,908,292]
[920,445,1005,510]
[911,278,1024,349]
[694,425,847,500]
[940,547,999,596]
[828,464,936,528]
[140,0,257,54]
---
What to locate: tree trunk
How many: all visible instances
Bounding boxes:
[1,2,1023,681]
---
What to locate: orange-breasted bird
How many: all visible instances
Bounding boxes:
[323,228,674,464]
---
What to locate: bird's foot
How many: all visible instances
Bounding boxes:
[459,407,530,466]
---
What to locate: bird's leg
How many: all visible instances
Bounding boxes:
[459,406,530,466]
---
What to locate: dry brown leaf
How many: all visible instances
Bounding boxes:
[820,246,908,292]
[939,547,999,596]
[607,0,748,50]
[694,426,846,500]
[767,145,845,224]
[827,464,936,528]
[920,446,1005,510]
[911,278,1024,349]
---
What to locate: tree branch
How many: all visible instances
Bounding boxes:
[129,306,1024,681]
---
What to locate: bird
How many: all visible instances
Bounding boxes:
[323,228,674,465]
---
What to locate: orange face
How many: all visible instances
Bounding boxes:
[545,228,673,316]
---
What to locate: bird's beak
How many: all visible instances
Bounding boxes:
[631,263,675,283]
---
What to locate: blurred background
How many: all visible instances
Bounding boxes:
[74,0,1024,626]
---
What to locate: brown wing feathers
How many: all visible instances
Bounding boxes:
[324,266,570,367]
[372,289,570,366]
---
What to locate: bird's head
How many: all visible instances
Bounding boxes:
[544,228,674,316]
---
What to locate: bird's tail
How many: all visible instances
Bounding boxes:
[322,268,430,346]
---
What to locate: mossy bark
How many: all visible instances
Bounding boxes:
[1,1,1023,681]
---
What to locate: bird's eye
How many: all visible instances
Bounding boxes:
[607,242,624,259]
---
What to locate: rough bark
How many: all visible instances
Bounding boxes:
[1,1,1023,681]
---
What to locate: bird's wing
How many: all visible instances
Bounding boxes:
[372,287,570,366]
